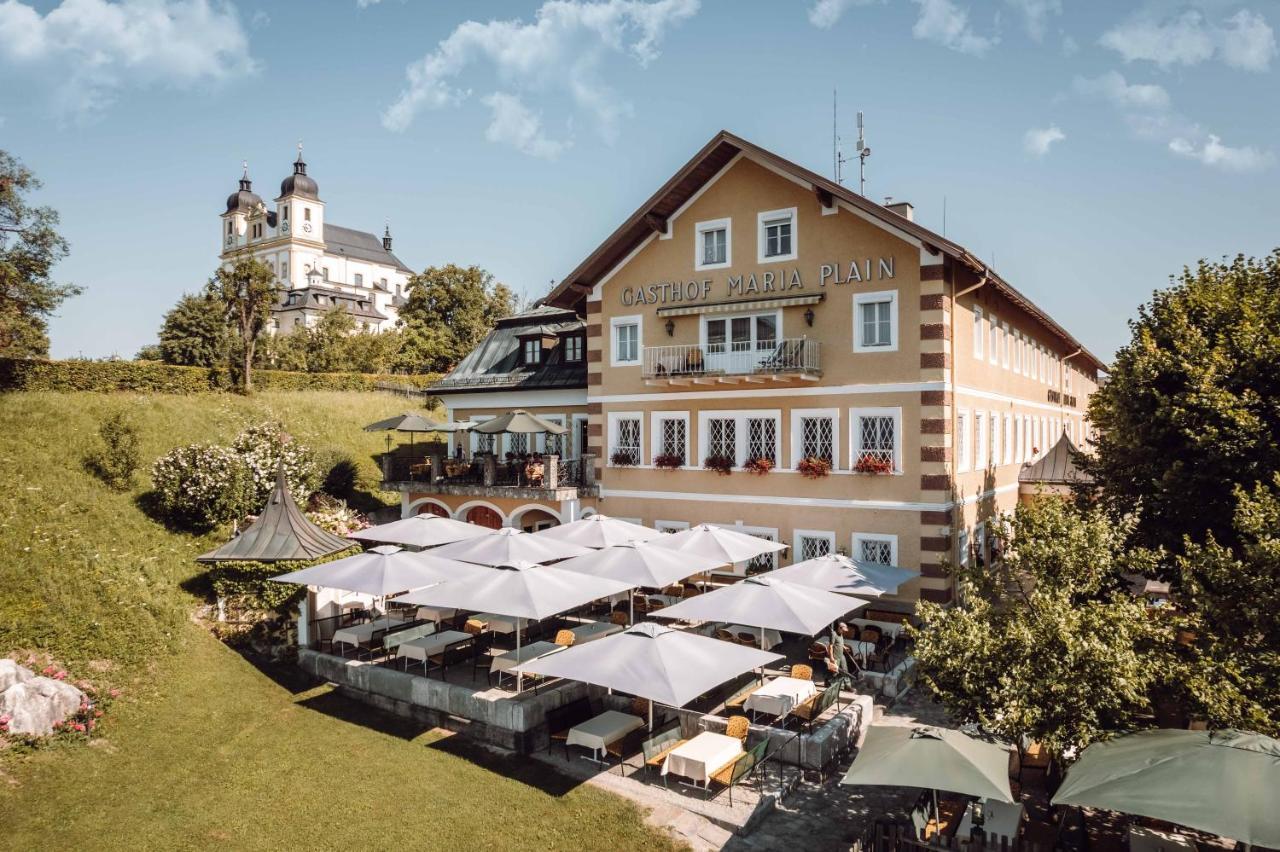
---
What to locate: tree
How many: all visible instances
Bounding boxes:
[304,308,357,373]
[208,257,275,392]
[1081,251,1280,560]
[912,499,1171,756]
[395,264,516,372]
[135,344,163,361]
[0,150,82,357]
[84,411,141,491]
[158,292,231,367]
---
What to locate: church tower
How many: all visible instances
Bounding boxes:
[276,145,325,289]
[220,163,263,256]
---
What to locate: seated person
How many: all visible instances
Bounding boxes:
[524,460,545,486]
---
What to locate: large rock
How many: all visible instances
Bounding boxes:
[0,676,86,736]
[0,659,31,693]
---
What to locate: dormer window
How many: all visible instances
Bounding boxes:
[522,338,542,366]
[564,335,584,362]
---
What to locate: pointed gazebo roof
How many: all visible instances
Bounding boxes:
[1019,432,1093,485]
[196,469,355,563]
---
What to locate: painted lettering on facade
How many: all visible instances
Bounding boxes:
[619,257,895,307]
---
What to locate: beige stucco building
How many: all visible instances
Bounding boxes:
[387,131,1104,610]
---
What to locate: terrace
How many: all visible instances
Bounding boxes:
[380,446,597,500]
[641,337,821,386]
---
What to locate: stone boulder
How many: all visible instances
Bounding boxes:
[0,659,31,692]
[0,675,86,736]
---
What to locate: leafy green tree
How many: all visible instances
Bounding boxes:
[135,344,163,361]
[0,150,82,357]
[158,292,230,367]
[208,257,276,392]
[85,411,141,491]
[1082,251,1280,559]
[395,264,515,372]
[304,308,356,373]
[913,499,1170,756]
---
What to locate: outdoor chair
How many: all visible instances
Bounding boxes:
[736,632,760,648]
[464,619,493,681]
[754,339,804,374]
[725,715,750,743]
[724,681,763,711]
[793,682,842,733]
[547,697,595,759]
[709,740,766,805]
[610,611,629,626]
[382,622,437,668]
[605,726,647,772]
[641,726,686,780]
[791,663,813,681]
[553,629,576,647]
[715,628,738,643]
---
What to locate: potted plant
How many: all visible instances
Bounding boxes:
[703,454,734,476]
[653,452,683,470]
[743,456,774,476]
[797,456,832,479]
[610,450,638,467]
[853,453,894,475]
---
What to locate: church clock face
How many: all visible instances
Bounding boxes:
[225,235,233,247]
[301,222,312,233]
[280,221,290,234]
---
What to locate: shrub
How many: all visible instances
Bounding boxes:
[85,411,141,490]
[610,450,638,467]
[744,456,774,476]
[306,493,370,536]
[703,454,734,475]
[653,452,683,470]
[150,444,252,529]
[231,421,319,507]
[853,453,894,474]
[320,453,360,500]
[797,456,832,479]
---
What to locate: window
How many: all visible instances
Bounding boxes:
[1039,345,1047,383]
[746,417,777,463]
[1004,413,1013,465]
[304,208,311,222]
[508,433,529,456]
[322,266,329,280]
[973,307,984,359]
[975,412,988,469]
[854,291,898,352]
[1002,321,1011,368]
[795,530,835,561]
[541,416,565,456]
[281,260,288,278]
[1016,415,1024,464]
[706,417,736,461]
[800,415,834,464]
[226,221,232,235]
[282,205,289,221]
[651,412,689,465]
[354,273,363,287]
[610,315,641,366]
[656,520,689,534]
[853,533,898,566]
[703,312,778,372]
[609,412,643,465]
[563,335,584,362]
[989,314,999,365]
[695,218,731,270]
[757,207,797,262]
[957,410,971,473]
[702,410,781,468]
[852,407,901,472]
[380,277,388,290]
[522,338,542,365]
[990,413,1000,467]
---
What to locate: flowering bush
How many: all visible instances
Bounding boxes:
[743,457,775,476]
[151,443,252,529]
[703,455,734,475]
[306,493,370,536]
[797,456,832,479]
[653,452,683,470]
[610,450,638,467]
[853,453,894,475]
[232,421,319,507]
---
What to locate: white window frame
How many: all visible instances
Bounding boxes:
[650,411,691,466]
[990,412,1000,468]
[1015,415,1024,464]
[698,409,782,469]
[850,406,903,474]
[973,307,984,359]
[469,415,495,454]
[694,217,732,271]
[790,407,840,470]
[975,411,988,470]
[989,313,1000,365]
[853,289,899,353]
[757,207,798,264]
[1002,321,1011,369]
[852,532,899,567]
[610,314,642,367]
[1003,413,1013,465]
[655,519,689,534]
[715,523,780,575]
[537,414,566,454]
[956,409,971,473]
[571,413,589,459]
[607,411,644,466]
[794,529,836,562]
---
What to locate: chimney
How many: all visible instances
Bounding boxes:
[884,198,914,221]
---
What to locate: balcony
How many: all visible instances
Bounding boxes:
[380,453,595,500]
[641,338,821,386]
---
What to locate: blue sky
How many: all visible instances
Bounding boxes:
[1,0,1276,361]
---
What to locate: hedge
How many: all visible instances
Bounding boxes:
[207,550,361,615]
[0,359,441,395]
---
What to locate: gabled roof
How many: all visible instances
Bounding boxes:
[545,130,1106,374]
[325,224,413,274]
[275,285,389,321]
[196,469,355,563]
[1019,431,1093,485]
[430,304,586,394]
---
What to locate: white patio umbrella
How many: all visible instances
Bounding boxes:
[429,526,591,566]
[270,545,485,598]
[393,560,632,689]
[650,575,868,644]
[554,542,725,622]
[517,622,782,727]
[349,514,494,549]
[532,514,664,549]
[842,725,1015,824]
[768,553,920,598]
[471,410,568,435]
[649,523,788,568]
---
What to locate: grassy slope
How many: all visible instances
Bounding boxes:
[0,390,678,850]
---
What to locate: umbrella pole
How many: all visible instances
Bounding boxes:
[648,701,653,732]
[932,788,940,837]
[516,618,522,694]
[629,592,634,625]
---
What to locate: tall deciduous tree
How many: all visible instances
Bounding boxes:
[1081,251,1280,559]
[395,264,515,372]
[0,150,82,357]
[158,292,231,367]
[208,257,275,392]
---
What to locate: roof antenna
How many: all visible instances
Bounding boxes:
[856,112,871,197]
[833,89,849,184]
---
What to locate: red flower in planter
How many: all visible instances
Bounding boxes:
[653,453,684,470]
[743,457,774,476]
[797,456,832,479]
[703,455,734,475]
[853,454,894,475]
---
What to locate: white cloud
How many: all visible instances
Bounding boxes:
[1060,33,1079,56]
[807,0,878,29]
[382,0,697,153]
[1072,71,1170,111]
[1100,7,1275,72]
[1024,125,1065,157]
[1169,134,1275,172]
[481,92,569,159]
[910,0,997,56]
[0,0,256,120]
[250,8,270,28]
[1005,0,1060,42]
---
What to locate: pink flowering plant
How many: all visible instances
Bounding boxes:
[0,659,119,750]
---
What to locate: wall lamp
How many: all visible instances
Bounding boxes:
[804,307,815,327]
[664,318,675,336]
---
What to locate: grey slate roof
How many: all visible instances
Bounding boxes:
[325,224,414,274]
[196,470,355,563]
[276,285,389,321]
[1019,431,1093,485]
[430,304,587,393]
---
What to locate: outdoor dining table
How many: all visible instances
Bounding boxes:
[473,612,520,635]
[662,731,744,788]
[570,621,624,644]
[726,624,784,651]
[956,799,1024,842]
[332,616,406,651]
[566,710,645,763]
[394,629,472,672]
[1127,826,1197,852]
[744,675,818,719]
[489,641,563,675]
[415,605,458,623]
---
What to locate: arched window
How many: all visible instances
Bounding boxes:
[466,506,502,529]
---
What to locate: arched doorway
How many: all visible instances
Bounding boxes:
[415,502,448,518]
[516,508,560,533]
[466,505,503,529]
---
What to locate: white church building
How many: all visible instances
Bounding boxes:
[220,148,413,333]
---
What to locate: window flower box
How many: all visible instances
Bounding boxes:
[853,453,894,475]
[653,452,683,470]
[797,456,831,479]
[743,456,774,476]
[703,454,734,476]
[610,450,638,467]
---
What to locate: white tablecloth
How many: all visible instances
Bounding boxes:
[566,710,644,759]
[744,676,817,718]
[416,605,458,623]
[662,731,743,786]
[473,613,520,635]
[646,593,683,607]
[490,641,562,674]
[394,630,471,663]
[957,799,1024,841]
[571,621,623,644]
[726,624,784,651]
[332,616,404,647]
[1128,827,1197,852]
[851,617,906,641]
